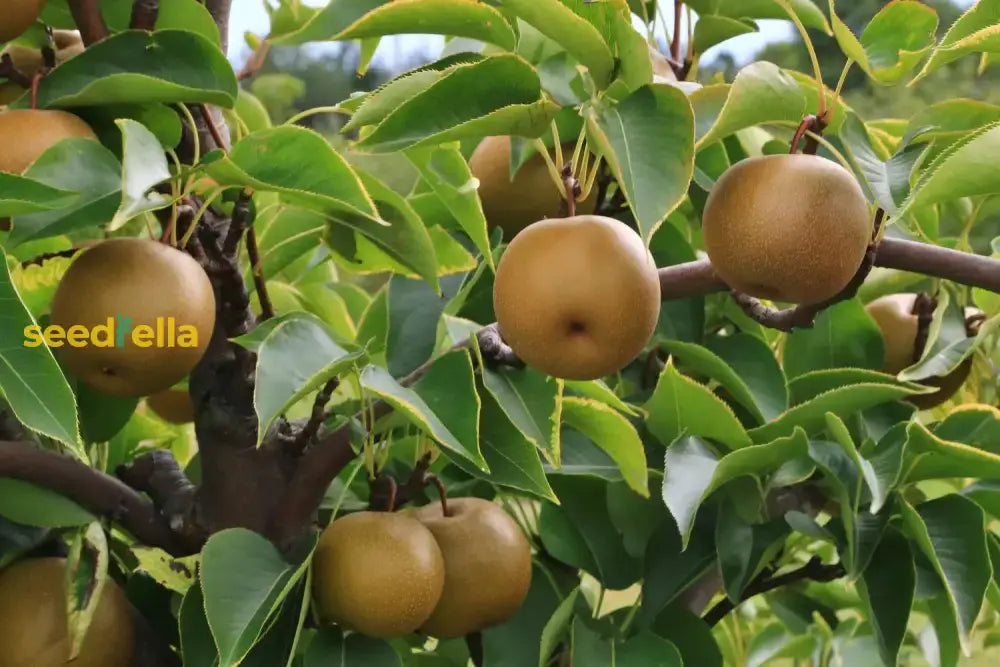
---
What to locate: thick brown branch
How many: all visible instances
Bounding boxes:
[0,441,184,554]
[129,0,159,30]
[205,0,233,53]
[117,450,205,552]
[67,0,110,46]
[703,556,845,627]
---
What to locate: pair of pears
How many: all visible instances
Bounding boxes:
[311,497,532,639]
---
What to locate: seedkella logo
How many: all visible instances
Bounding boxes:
[24,315,201,349]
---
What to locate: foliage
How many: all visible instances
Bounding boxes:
[0,0,999,666]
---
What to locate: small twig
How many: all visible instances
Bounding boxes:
[385,454,434,510]
[790,114,828,155]
[130,0,159,30]
[237,42,271,80]
[424,473,450,517]
[0,54,32,88]
[291,379,339,456]
[703,556,846,627]
[671,0,683,63]
[246,226,275,321]
[198,103,229,152]
[369,473,399,512]
[67,0,110,45]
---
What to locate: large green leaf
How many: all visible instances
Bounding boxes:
[0,174,76,218]
[662,429,808,548]
[706,333,788,422]
[839,111,926,216]
[571,618,683,666]
[693,61,806,148]
[686,0,831,34]
[589,83,694,242]
[302,628,401,666]
[787,368,929,405]
[662,339,766,425]
[110,119,172,229]
[356,55,557,153]
[561,397,648,498]
[482,562,566,667]
[903,420,1000,483]
[645,359,752,450]
[480,364,561,465]
[16,31,237,109]
[911,0,1000,84]
[253,313,364,447]
[693,16,759,54]
[361,364,488,471]
[8,139,121,248]
[782,300,885,380]
[716,503,787,602]
[500,0,615,88]
[829,0,937,85]
[204,125,378,219]
[0,252,80,449]
[0,478,94,527]
[858,526,914,667]
[269,0,516,50]
[201,529,297,666]
[900,495,991,654]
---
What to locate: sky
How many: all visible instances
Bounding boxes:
[225,0,978,71]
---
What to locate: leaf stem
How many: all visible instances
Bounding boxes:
[283,105,347,127]
[829,59,853,121]
[776,0,825,117]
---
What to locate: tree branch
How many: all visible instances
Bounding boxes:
[204,0,233,53]
[0,54,32,88]
[67,0,110,46]
[246,226,275,321]
[702,556,845,627]
[117,450,206,552]
[129,0,159,30]
[289,379,339,457]
[0,441,184,555]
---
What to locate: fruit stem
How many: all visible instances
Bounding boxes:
[561,164,578,217]
[29,72,43,110]
[424,473,450,517]
[384,475,398,512]
[775,0,825,118]
[828,60,853,124]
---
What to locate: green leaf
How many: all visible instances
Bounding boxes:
[326,168,442,291]
[501,0,615,88]
[408,348,479,460]
[716,503,787,602]
[480,364,561,465]
[201,528,297,666]
[405,145,493,270]
[905,99,1000,146]
[253,313,364,446]
[563,379,639,417]
[110,119,172,230]
[361,364,488,471]
[482,562,565,667]
[606,480,665,559]
[787,368,929,405]
[205,125,378,219]
[839,111,925,215]
[829,0,937,84]
[693,16,758,54]
[561,397,648,498]
[693,61,806,148]
[706,333,788,422]
[16,31,237,109]
[0,252,80,449]
[385,274,461,378]
[0,173,77,218]
[900,495,991,654]
[0,478,94,527]
[8,138,121,248]
[858,526,914,667]
[179,581,217,667]
[356,55,557,152]
[896,121,1000,220]
[903,420,1000,483]
[911,0,1000,84]
[539,476,642,590]
[662,429,808,548]
[686,0,831,34]
[645,359,752,450]
[663,339,766,425]
[131,546,198,595]
[538,588,579,667]
[589,83,694,242]
[64,522,108,661]
[651,602,724,667]
[468,386,556,501]
[748,384,915,444]
[782,300,885,380]
[270,0,516,51]
[302,627,402,667]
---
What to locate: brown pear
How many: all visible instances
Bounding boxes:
[703,153,872,305]
[865,292,973,409]
[0,31,85,105]
[414,497,533,638]
[0,109,97,174]
[146,387,195,424]
[0,0,46,43]
[0,557,134,667]
[468,135,598,238]
[49,238,216,397]
[312,511,445,639]
[493,214,661,380]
